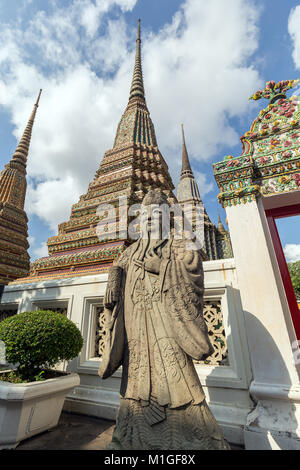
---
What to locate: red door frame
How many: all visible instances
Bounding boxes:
[265,204,300,340]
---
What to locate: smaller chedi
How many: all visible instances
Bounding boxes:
[177,124,232,260]
[0,90,42,298]
[99,189,230,450]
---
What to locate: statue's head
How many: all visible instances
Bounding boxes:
[140,189,171,239]
[142,190,171,207]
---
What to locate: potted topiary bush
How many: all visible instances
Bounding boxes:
[0,310,83,449]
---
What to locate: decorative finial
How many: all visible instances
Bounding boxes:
[11,90,42,167]
[129,19,145,101]
[137,19,141,41]
[180,124,193,179]
[181,123,186,144]
[249,79,299,104]
[35,89,42,107]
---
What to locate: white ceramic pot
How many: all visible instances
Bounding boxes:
[0,371,80,449]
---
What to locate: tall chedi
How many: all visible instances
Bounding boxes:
[177,124,231,260]
[0,90,42,296]
[27,20,175,281]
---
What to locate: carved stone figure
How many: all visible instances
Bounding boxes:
[98,189,230,450]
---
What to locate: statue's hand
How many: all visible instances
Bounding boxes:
[133,260,145,269]
[104,290,117,310]
[104,266,123,309]
[144,257,161,274]
[133,257,161,274]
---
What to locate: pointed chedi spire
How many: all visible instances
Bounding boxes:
[177,124,208,258]
[181,123,193,179]
[217,209,226,233]
[113,19,157,148]
[178,125,228,261]
[0,90,41,285]
[11,89,42,170]
[177,124,202,203]
[0,90,42,209]
[129,19,145,102]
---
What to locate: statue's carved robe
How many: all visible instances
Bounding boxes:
[99,236,229,450]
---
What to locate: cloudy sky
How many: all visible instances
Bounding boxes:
[0,0,299,262]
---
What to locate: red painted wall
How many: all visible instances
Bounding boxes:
[265,204,300,340]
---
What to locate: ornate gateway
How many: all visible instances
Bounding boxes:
[213,79,300,207]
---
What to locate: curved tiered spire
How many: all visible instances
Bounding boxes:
[129,19,145,102]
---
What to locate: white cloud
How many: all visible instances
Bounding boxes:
[26,176,84,231]
[0,0,262,237]
[284,244,300,263]
[79,0,137,38]
[288,6,300,69]
[194,171,214,198]
[143,0,261,162]
[28,236,35,247]
[32,242,49,259]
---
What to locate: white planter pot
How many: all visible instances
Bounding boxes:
[0,371,80,449]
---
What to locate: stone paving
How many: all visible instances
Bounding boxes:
[16,412,115,451]
[15,411,243,451]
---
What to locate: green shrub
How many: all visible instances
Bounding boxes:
[0,310,83,382]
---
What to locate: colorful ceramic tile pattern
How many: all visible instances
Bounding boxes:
[213,80,300,207]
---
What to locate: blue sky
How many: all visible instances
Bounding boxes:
[0,0,300,262]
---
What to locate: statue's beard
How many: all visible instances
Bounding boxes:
[146,224,162,240]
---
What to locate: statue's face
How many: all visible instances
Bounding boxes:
[140,204,170,240]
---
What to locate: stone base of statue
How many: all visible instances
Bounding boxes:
[107,398,230,450]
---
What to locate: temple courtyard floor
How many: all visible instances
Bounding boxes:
[14,412,244,451]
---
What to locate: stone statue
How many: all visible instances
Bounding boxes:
[98,189,230,450]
